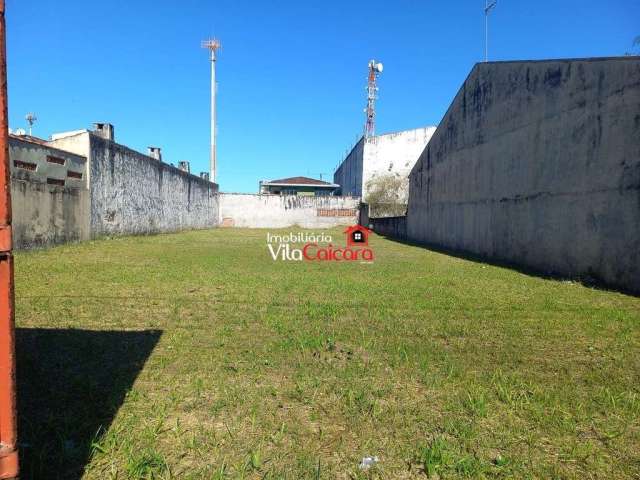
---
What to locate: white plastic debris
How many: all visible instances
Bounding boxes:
[359,456,379,470]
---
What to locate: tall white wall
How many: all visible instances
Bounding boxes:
[219,194,360,228]
[333,127,436,202]
[362,126,436,201]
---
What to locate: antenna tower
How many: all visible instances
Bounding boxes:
[25,112,37,136]
[364,60,383,139]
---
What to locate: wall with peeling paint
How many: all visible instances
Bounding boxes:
[9,136,90,248]
[219,193,360,228]
[407,57,640,293]
[50,131,219,238]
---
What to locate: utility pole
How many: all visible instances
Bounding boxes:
[485,0,497,62]
[201,38,221,183]
[0,1,19,479]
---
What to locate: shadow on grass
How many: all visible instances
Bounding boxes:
[376,232,639,297]
[16,328,162,480]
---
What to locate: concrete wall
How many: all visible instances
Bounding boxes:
[219,193,360,228]
[363,126,437,202]
[9,136,89,248]
[359,203,371,228]
[333,127,436,202]
[370,216,407,240]
[407,57,640,293]
[334,138,364,197]
[51,130,219,237]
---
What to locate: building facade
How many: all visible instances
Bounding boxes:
[259,176,339,196]
[8,123,219,248]
[333,126,436,202]
[9,134,89,248]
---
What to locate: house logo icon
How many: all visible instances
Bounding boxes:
[344,225,371,247]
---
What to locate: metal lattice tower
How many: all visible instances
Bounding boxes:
[364,60,383,139]
[201,38,221,183]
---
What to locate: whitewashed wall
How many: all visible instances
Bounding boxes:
[333,126,436,202]
[362,126,436,201]
[219,194,360,228]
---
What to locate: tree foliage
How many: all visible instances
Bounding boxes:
[364,173,408,218]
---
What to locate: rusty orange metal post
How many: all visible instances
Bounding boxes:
[0,0,18,478]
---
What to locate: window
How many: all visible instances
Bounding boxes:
[67,171,83,179]
[47,178,65,186]
[46,155,66,165]
[13,160,37,171]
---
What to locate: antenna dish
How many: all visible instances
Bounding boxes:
[376,63,383,73]
[25,112,37,136]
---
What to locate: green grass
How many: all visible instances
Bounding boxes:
[14,228,640,479]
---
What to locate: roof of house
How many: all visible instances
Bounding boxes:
[9,133,49,146]
[263,176,338,187]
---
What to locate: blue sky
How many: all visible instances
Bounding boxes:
[6,0,638,192]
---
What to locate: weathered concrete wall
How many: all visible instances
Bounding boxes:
[334,138,364,197]
[363,126,437,202]
[407,57,640,293]
[88,136,218,236]
[9,137,89,248]
[333,127,436,201]
[358,203,371,228]
[51,131,219,237]
[370,216,407,239]
[219,193,360,228]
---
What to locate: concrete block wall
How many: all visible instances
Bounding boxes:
[9,136,89,248]
[219,193,360,228]
[407,57,640,293]
[51,130,219,237]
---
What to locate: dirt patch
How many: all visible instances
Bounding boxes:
[311,341,370,367]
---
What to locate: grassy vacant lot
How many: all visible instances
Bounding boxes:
[14,228,640,479]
